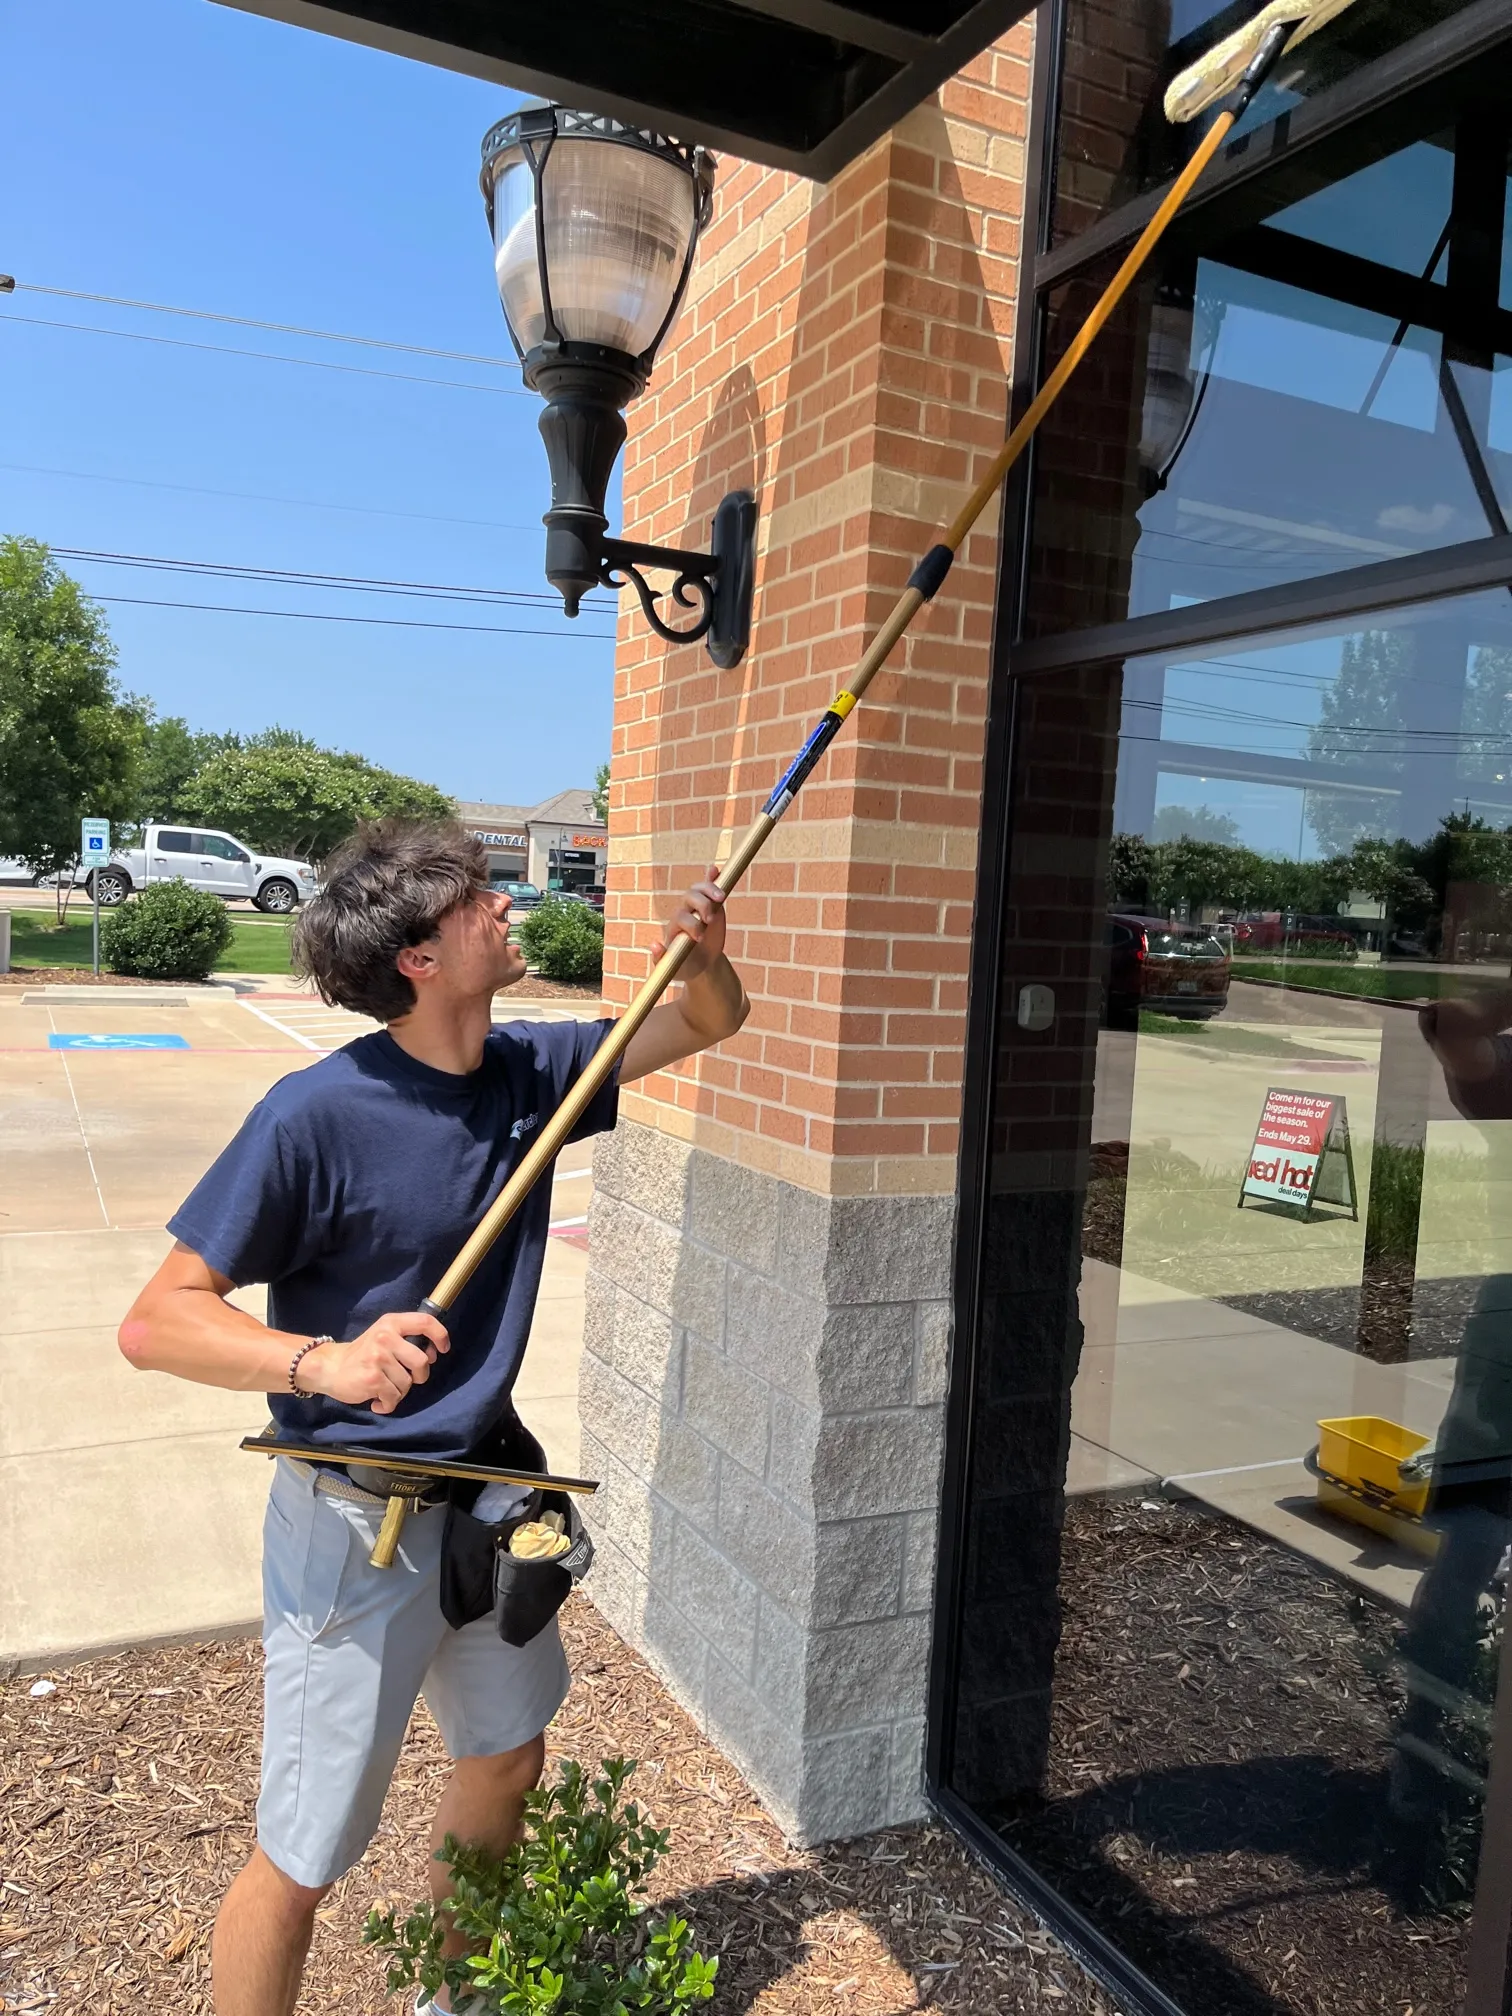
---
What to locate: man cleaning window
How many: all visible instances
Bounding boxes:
[118,818,748,2016]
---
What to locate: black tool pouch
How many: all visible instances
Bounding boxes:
[438,1416,548,1631]
[492,1491,594,1647]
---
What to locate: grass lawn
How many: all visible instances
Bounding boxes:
[9,908,295,975]
[1234,959,1471,1002]
[1137,1011,1349,1060]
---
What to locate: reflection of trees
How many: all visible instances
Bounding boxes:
[1107,816,1512,956]
[1458,644,1512,779]
[1305,630,1410,854]
[1151,803,1241,844]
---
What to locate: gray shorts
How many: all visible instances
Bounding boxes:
[258,1457,570,1889]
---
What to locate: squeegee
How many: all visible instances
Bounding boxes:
[246,0,1364,1560]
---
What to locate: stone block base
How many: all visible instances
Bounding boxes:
[579,1119,953,1845]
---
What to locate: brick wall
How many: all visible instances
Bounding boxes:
[601,26,1033,1202]
[581,28,1038,1841]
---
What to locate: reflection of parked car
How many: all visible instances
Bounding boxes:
[1104,914,1231,1027]
[1232,912,1358,960]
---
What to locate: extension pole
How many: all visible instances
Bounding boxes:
[416,24,1291,1327]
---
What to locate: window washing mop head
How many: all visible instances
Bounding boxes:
[1164,0,1364,125]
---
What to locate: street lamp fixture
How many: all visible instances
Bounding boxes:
[481,104,757,667]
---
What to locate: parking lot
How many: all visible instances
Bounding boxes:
[0,977,602,1667]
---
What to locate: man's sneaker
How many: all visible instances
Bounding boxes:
[416,1992,486,2016]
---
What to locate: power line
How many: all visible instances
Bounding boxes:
[94,593,617,640]
[8,278,516,370]
[51,543,613,611]
[0,457,545,535]
[0,310,531,396]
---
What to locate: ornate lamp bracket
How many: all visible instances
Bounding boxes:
[597,490,757,669]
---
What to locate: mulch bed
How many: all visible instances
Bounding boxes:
[0,968,183,988]
[996,1496,1472,2016]
[514,976,606,1004]
[0,1598,1117,2015]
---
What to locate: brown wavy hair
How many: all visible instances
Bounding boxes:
[291,818,488,1021]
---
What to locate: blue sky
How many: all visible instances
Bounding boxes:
[0,0,618,804]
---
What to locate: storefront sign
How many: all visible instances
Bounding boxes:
[1239,1087,1357,1218]
[571,832,608,848]
[471,829,526,848]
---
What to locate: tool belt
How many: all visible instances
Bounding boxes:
[438,1414,593,1647]
[311,1465,446,1511]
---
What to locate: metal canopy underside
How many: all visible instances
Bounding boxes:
[211,0,1033,179]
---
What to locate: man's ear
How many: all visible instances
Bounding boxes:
[396,942,440,987]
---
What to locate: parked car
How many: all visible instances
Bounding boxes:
[79,824,318,913]
[1103,914,1231,1026]
[1231,912,1358,960]
[490,878,544,911]
[0,857,39,887]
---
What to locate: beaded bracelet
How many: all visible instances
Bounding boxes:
[289,1335,334,1396]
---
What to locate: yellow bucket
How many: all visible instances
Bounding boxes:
[1316,1415,1431,1519]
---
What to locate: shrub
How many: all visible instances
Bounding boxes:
[365,1757,717,2015]
[516,894,604,983]
[100,876,235,981]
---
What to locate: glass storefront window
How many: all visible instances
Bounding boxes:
[1050,0,1479,247]
[945,586,1512,2012]
[1027,107,1512,638]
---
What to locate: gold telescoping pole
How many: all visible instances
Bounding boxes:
[407,7,1317,1332]
[282,0,1359,1566]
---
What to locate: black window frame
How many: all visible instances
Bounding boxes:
[925,5,1512,2012]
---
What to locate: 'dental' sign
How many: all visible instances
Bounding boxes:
[1239,1087,1357,1219]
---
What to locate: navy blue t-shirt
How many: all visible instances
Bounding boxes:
[168,1018,619,1461]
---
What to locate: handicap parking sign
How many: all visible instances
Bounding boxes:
[80,816,110,858]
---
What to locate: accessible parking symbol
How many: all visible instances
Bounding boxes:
[49,1033,190,1051]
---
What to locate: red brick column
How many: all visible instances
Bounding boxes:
[580,31,1034,1842]
[602,32,1031,1196]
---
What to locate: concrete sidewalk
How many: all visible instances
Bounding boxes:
[0,984,599,1670]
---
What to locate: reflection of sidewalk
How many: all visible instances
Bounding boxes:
[0,985,596,1668]
[1073,1256,1457,1611]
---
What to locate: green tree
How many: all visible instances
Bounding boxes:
[0,536,145,918]
[1305,629,1411,853]
[1150,803,1240,846]
[135,714,237,828]
[1147,837,1269,913]
[183,729,453,859]
[1458,643,1512,780]
[592,760,610,824]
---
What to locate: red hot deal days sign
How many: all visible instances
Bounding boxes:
[1242,1089,1340,1207]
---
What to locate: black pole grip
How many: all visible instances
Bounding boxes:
[907,543,954,600]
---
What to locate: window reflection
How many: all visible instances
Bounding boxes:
[1051,0,1479,246]
[1028,113,1512,637]
[957,590,1512,2012]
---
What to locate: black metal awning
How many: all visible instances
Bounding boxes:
[211,0,1032,179]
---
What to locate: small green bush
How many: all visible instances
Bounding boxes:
[365,1757,716,2015]
[100,877,235,981]
[517,894,605,983]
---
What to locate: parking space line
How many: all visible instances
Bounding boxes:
[238,999,329,1052]
[44,1008,109,1226]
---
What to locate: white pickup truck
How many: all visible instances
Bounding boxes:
[84,824,318,913]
